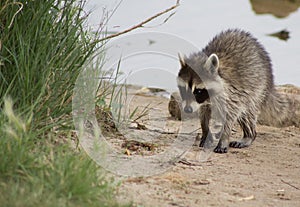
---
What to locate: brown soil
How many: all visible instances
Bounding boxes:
[104,86,300,207]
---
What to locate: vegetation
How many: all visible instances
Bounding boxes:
[0,0,98,129]
[0,0,128,206]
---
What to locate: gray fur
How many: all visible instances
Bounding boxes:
[177,29,289,153]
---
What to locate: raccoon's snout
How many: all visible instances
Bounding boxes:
[184,105,193,113]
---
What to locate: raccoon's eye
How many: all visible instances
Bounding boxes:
[193,88,203,95]
[193,88,209,104]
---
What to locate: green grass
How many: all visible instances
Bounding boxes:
[0,0,99,130]
[0,1,130,206]
[0,99,124,207]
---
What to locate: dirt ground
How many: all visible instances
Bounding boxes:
[106,86,300,207]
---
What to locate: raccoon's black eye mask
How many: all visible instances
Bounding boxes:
[193,88,209,103]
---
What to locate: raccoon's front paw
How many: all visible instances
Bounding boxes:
[199,136,214,148]
[199,132,214,148]
[213,145,228,153]
[199,137,206,147]
[214,140,228,153]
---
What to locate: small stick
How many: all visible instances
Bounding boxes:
[98,0,180,42]
[146,127,200,135]
[281,179,300,190]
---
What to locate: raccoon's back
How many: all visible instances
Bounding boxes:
[202,29,274,92]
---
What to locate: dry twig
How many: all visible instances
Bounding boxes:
[281,179,300,190]
[98,0,180,42]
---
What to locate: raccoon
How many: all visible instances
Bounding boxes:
[177,29,288,153]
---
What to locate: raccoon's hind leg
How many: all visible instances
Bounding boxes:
[230,112,257,148]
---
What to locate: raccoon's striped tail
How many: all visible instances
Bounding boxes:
[258,89,294,127]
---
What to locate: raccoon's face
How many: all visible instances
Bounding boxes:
[177,70,209,114]
[177,53,219,113]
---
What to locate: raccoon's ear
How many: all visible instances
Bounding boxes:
[206,53,219,74]
[178,53,186,67]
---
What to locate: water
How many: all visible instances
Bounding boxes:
[85,0,300,91]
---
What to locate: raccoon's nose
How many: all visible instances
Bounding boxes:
[184,105,193,113]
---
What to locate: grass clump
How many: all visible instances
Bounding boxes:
[0,0,98,130]
[0,99,123,207]
[0,1,129,206]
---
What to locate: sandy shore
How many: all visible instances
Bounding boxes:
[99,84,300,207]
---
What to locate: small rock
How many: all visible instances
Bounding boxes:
[268,29,290,41]
[168,92,182,120]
